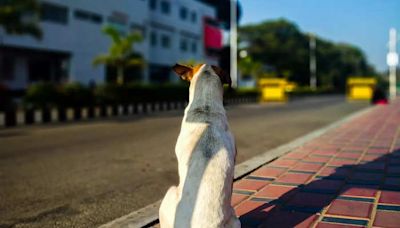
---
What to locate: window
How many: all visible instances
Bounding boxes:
[161,34,171,48]
[160,1,170,15]
[74,9,103,24]
[191,11,197,23]
[149,0,157,10]
[41,2,68,25]
[180,39,188,51]
[191,41,197,53]
[150,31,157,46]
[180,7,187,20]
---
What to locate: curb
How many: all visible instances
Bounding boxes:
[99,105,375,228]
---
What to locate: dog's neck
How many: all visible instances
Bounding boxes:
[185,65,226,122]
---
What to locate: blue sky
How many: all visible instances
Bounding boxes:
[240,0,400,72]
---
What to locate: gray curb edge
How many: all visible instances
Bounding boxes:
[99,105,375,228]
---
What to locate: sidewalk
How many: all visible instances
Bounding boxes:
[232,101,400,227]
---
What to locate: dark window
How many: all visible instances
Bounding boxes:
[74,10,103,24]
[150,31,157,46]
[160,1,170,14]
[149,0,157,10]
[0,56,15,81]
[180,39,187,51]
[41,2,68,25]
[191,41,197,53]
[191,11,197,23]
[161,34,171,48]
[180,7,187,20]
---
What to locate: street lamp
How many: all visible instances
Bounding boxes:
[309,33,317,90]
[387,28,398,100]
[230,0,238,88]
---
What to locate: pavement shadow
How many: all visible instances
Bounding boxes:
[239,148,400,227]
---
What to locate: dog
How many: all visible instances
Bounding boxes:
[159,64,241,228]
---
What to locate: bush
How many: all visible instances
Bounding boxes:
[60,83,94,108]
[24,82,61,109]
[0,84,15,111]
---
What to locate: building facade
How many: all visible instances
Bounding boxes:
[0,0,221,90]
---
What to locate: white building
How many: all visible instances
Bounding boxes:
[0,0,220,90]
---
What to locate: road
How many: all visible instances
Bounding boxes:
[0,96,368,228]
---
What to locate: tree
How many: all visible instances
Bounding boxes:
[238,56,262,79]
[0,0,42,39]
[93,26,144,85]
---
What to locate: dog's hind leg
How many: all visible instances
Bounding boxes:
[224,208,241,228]
[159,186,179,228]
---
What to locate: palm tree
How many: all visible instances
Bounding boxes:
[93,26,144,84]
[0,0,42,39]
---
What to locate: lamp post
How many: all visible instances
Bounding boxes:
[309,33,317,90]
[230,0,238,88]
[387,28,398,100]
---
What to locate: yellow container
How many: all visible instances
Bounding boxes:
[347,77,376,100]
[259,78,288,102]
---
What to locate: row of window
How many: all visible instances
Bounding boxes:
[149,0,197,23]
[41,2,103,25]
[150,31,198,53]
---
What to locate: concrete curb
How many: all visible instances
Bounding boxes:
[99,105,375,228]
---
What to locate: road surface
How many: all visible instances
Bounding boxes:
[0,96,368,228]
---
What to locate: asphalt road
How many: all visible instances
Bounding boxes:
[0,96,368,228]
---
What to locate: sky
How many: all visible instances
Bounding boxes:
[239,0,400,72]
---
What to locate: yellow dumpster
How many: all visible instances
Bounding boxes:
[347,77,376,100]
[259,78,288,102]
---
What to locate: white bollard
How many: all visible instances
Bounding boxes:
[137,103,143,114]
[51,108,58,122]
[106,106,113,117]
[118,105,124,116]
[94,107,101,118]
[146,103,152,113]
[81,108,88,120]
[66,108,74,121]
[0,112,5,127]
[127,105,133,115]
[16,110,25,126]
[34,110,43,124]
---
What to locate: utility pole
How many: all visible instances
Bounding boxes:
[387,28,398,100]
[230,0,238,88]
[309,33,317,90]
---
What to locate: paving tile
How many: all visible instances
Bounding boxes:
[350,172,384,182]
[328,159,358,166]
[356,162,385,171]
[283,151,309,159]
[361,154,383,162]
[251,166,287,178]
[231,193,249,207]
[287,192,334,209]
[387,166,400,176]
[303,179,344,194]
[373,210,400,228]
[233,179,269,191]
[238,201,277,227]
[321,217,368,227]
[383,177,400,189]
[255,184,296,199]
[313,150,339,157]
[336,152,362,160]
[318,167,351,179]
[340,185,377,198]
[275,173,313,185]
[259,210,318,228]
[379,190,400,205]
[234,200,266,217]
[269,159,298,168]
[315,222,361,228]
[292,162,324,172]
[326,199,373,218]
[304,156,332,163]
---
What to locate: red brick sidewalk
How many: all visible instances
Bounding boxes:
[232,101,400,228]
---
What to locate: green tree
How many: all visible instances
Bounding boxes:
[238,56,262,79]
[93,26,144,85]
[0,0,42,39]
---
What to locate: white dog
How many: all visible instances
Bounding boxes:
[159,64,241,228]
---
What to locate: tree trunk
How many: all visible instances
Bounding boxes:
[117,66,124,85]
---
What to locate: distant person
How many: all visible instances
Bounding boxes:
[371,87,388,105]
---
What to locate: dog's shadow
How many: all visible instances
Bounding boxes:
[238,148,400,228]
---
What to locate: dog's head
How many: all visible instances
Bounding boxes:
[172,63,231,87]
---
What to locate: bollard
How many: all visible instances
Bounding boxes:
[0,112,5,128]
[105,106,112,117]
[81,108,89,120]
[146,103,152,113]
[51,108,58,122]
[154,102,160,112]
[34,110,43,124]
[94,107,101,118]
[16,110,25,126]
[127,105,134,115]
[118,105,124,116]
[66,108,74,121]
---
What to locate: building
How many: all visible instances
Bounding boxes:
[0,0,222,90]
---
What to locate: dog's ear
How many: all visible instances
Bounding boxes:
[172,64,193,81]
[211,65,231,87]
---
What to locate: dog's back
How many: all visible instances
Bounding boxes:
[159,64,240,228]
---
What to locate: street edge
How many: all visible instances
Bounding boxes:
[99,105,375,228]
